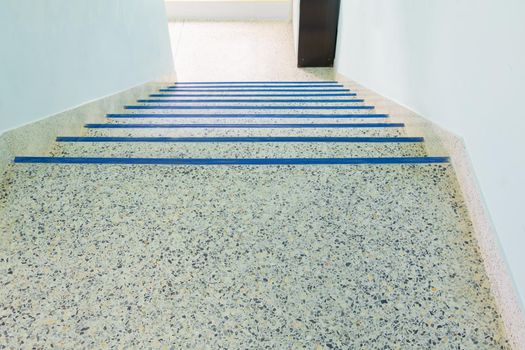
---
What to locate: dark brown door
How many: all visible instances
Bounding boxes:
[297,0,341,67]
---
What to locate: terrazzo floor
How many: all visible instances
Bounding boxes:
[52,142,426,159]
[169,21,335,82]
[108,117,392,125]
[0,164,510,348]
[86,127,404,138]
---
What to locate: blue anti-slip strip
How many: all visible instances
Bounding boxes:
[166,85,345,89]
[150,93,357,97]
[137,99,364,103]
[160,89,350,92]
[14,156,450,165]
[85,123,404,129]
[171,81,338,85]
[124,106,374,110]
[107,113,388,119]
[56,136,423,143]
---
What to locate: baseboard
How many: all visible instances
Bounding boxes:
[336,72,525,349]
[165,0,291,21]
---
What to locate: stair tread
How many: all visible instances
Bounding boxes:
[106,118,391,126]
[52,141,427,158]
[149,93,358,97]
[108,113,388,118]
[165,85,346,89]
[157,88,351,92]
[169,81,339,84]
[86,127,404,138]
[124,105,373,110]
[136,99,364,104]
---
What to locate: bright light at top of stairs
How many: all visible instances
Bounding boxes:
[165,0,289,2]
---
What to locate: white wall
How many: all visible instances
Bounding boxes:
[335,0,525,305]
[165,0,291,21]
[292,0,300,56]
[0,0,173,133]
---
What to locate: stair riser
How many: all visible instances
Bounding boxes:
[149,94,358,98]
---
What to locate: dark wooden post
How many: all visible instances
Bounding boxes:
[297,0,341,68]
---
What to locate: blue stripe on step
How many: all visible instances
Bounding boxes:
[14,156,450,165]
[171,81,338,85]
[150,93,357,97]
[107,113,388,119]
[137,99,365,103]
[124,105,374,110]
[56,136,423,143]
[167,85,345,89]
[160,89,350,92]
[85,123,404,129]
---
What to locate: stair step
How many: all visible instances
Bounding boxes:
[57,136,421,143]
[157,90,354,96]
[150,93,358,98]
[85,123,405,138]
[108,113,388,119]
[124,105,374,110]
[137,99,364,104]
[171,81,339,84]
[159,88,351,92]
[87,123,402,129]
[87,128,403,138]
[14,156,446,165]
[167,84,346,89]
[52,140,426,158]
[106,117,392,125]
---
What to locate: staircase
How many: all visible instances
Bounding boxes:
[0,81,510,348]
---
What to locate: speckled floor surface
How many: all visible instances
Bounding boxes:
[0,164,510,348]
[108,117,393,124]
[52,142,426,159]
[86,127,404,138]
[169,21,335,82]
